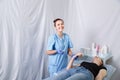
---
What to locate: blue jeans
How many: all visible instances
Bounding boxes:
[44,66,94,80]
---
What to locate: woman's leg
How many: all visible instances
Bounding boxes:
[65,67,94,80]
[44,69,71,80]
[65,73,91,80]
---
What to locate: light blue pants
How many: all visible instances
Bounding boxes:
[48,65,66,77]
[44,66,94,80]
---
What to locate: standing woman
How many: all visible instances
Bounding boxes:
[46,18,73,76]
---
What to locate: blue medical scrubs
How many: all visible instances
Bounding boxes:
[47,33,73,76]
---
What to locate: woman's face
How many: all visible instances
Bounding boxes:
[93,56,103,66]
[55,20,64,32]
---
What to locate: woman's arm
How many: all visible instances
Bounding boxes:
[95,69,107,80]
[68,48,72,56]
[66,53,82,70]
[66,57,75,70]
[46,50,57,55]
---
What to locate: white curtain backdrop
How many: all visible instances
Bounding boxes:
[0,0,120,80]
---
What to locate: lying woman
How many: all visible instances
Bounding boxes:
[44,53,107,80]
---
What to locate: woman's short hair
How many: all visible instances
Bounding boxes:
[53,18,64,27]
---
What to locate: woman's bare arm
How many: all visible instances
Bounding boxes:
[46,50,57,55]
[66,53,82,70]
[68,48,72,56]
[95,69,107,80]
[66,57,75,70]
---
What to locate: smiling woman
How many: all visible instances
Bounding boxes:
[53,18,64,32]
[46,18,73,76]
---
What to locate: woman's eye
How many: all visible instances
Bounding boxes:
[57,24,60,26]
